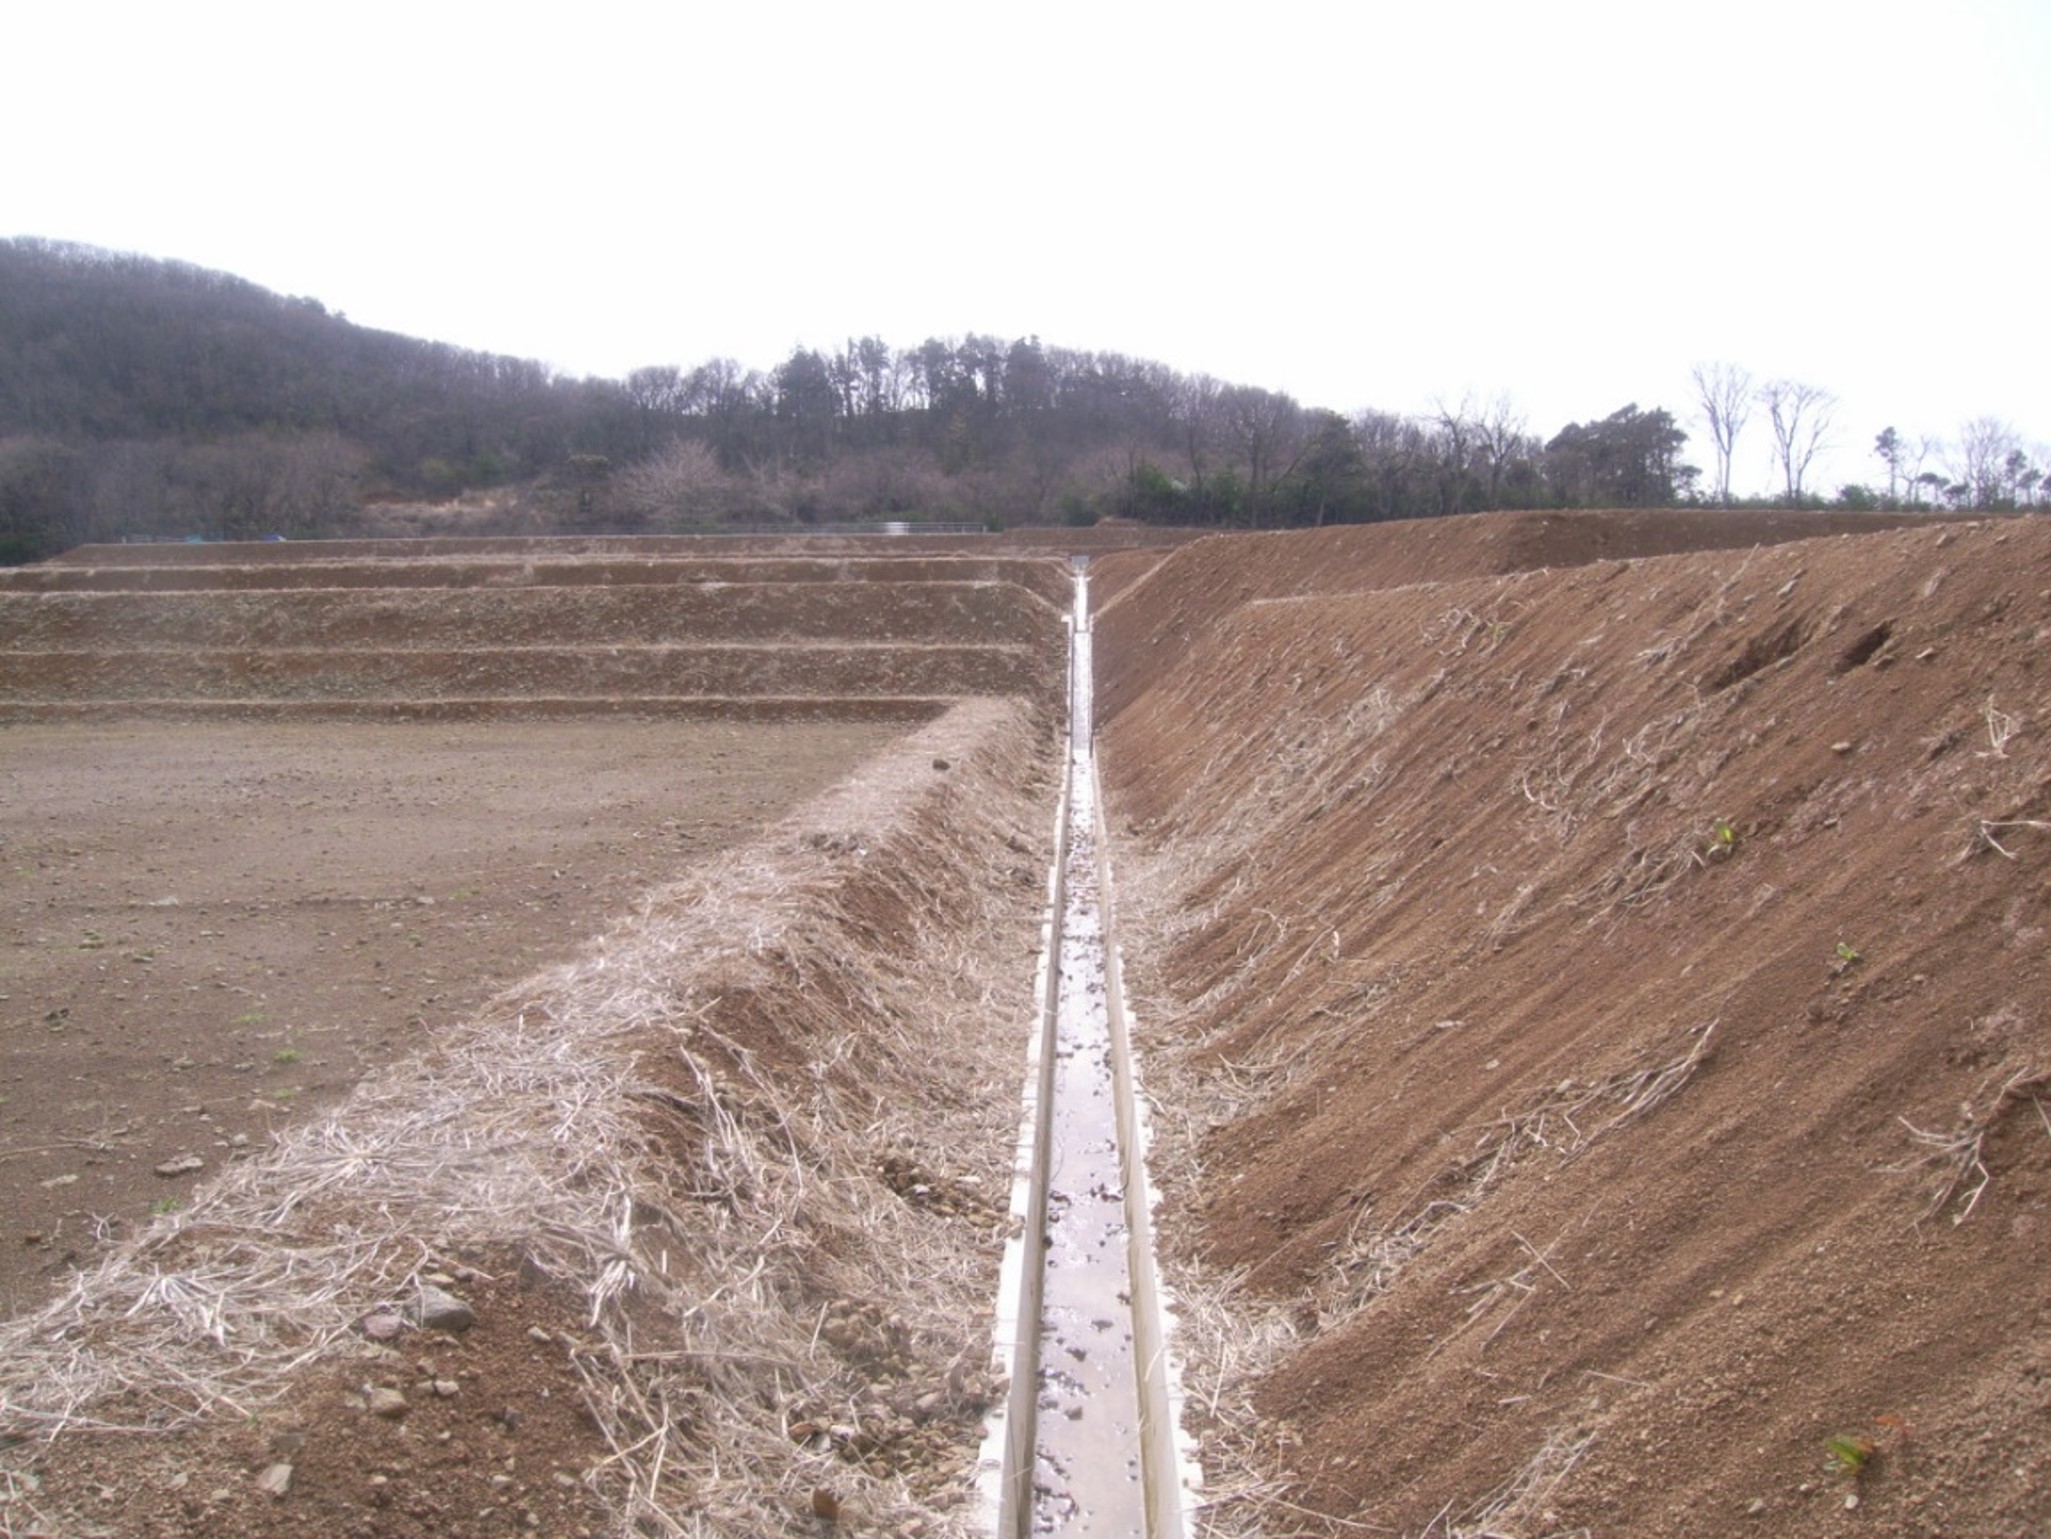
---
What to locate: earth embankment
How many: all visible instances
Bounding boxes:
[1099,511,2051,1537]
[1,537,1076,1536]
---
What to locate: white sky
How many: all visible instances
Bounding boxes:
[5,0,2046,498]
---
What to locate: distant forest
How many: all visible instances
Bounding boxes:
[0,238,2039,562]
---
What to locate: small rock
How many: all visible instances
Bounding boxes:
[408,1283,475,1333]
[525,1326,553,1345]
[1830,741,1853,754]
[153,1155,205,1178]
[432,1379,460,1398]
[931,758,952,772]
[360,1310,405,1341]
[1845,1491,1860,1511]
[368,1386,410,1419]
[256,1463,293,1498]
[1745,1497,1768,1516]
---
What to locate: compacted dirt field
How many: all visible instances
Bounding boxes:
[0,720,901,1316]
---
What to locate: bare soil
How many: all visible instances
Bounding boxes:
[0,720,900,1317]
[1098,510,2051,1539]
[9,512,2050,1539]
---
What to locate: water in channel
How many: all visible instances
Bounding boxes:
[1029,565,1148,1534]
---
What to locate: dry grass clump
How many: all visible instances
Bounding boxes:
[1317,1020,1717,1332]
[1888,1062,2050,1226]
[0,697,1054,1537]
[1422,1424,1596,1539]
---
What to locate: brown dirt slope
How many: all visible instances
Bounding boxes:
[1093,509,1942,724]
[1101,514,2051,1538]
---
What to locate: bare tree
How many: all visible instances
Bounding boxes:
[1691,362,1753,504]
[1430,396,1479,516]
[1904,434,1941,507]
[1171,374,1226,491]
[1955,416,2021,508]
[1758,379,1835,504]
[616,439,730,523]
[1219,385,1303,523]
[1472,393,1529,509]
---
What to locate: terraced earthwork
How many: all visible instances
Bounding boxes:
[5,511,2051,1539]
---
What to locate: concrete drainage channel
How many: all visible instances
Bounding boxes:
[979,560,1198,1537]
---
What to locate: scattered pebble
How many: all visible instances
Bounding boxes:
[360,1311,404,1340]
[153,1155,205,1178]
[368,1386,410,1419]
[526,1325,553,1345]
[409,1282,475,1333]
[255,1463,293,1497]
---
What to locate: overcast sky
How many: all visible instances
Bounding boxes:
[6,0,2045,497]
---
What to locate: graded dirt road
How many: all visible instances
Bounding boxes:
[0,719,901,1315]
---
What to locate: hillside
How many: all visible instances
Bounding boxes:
[1098,510,2051,1536]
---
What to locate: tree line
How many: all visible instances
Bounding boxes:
[0,239,2040,561]
[1689,362,2043,513]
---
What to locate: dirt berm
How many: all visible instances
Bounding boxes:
[1097,511,2051,1538]
[2,700,1063,1538]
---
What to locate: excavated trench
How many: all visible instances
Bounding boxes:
[0,536,1199,1538]
[981,563,1193,1538]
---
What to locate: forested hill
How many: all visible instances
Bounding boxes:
[1,237,1705,562]
[0,239,620,557]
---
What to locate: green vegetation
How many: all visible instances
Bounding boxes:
[1824,1433,1875,1478]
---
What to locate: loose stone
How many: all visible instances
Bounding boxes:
[409,1283,475,1332]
